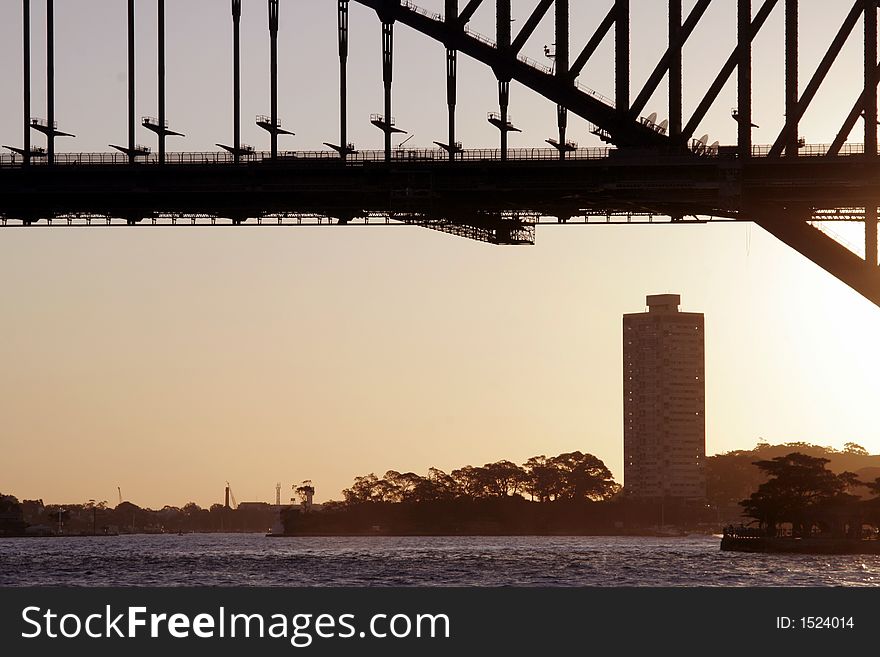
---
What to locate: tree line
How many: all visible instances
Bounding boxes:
[339,451,621,505]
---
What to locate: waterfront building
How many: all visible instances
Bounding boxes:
[623,294,706,500]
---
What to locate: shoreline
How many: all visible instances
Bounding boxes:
[3,530,706,539]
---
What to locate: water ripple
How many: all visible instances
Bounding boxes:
[2,535,879,586]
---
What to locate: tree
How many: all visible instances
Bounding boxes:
[740,452,862,536]
[843,442,868,456]
[342,474,380,504]
[382,471,424,502]
[0,494,21,514]
[373,476,402,503]
[548,451,620,502]
[522,453,620,502]
[425,468,460,500]
[342,474,402,503]
[450,466,488,499]
[295,480,316,504]
[0,494,26,535]
[862,477,880,529]
[523,455,560,502]
[182,502,203,516]
[480,461,528,498]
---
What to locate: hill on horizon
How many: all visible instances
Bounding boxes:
[706,441,880,509]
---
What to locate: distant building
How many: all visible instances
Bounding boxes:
[623,294,706,500]
[236,502,272,512]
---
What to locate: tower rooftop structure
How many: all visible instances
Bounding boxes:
[646,294,681,312]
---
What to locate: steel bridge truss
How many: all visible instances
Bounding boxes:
[3,0,880,306]
[344,0,880,306]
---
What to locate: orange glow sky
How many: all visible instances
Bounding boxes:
[1,1,879,507]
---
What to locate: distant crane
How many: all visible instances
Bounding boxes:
[225,481,238,510]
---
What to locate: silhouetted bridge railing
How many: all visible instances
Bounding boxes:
[0,143,873,168]
[0,147,613,168]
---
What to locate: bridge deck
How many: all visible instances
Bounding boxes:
[2,147,878,223]
[4,145,878,304]
[0,143,871,168]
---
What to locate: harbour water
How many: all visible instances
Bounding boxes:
[2,534,879,586]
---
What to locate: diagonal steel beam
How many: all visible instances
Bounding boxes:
[828,60,880,156]
[756,213,880,306]
[682,0,778,143]
[570,5,615,78]
[629,0,712,119]
[511,0,553,56]
[458,0,483,24]
[352,0,669,147]
[769,0,863,156]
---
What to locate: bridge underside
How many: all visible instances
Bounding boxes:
[0,157,734,224]
[3,0,880,306]
[2,155,880,305]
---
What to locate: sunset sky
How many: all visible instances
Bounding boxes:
[1,0,879,508]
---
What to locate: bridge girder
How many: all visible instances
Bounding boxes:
[3,0,880,306]
[755,213,880,308]
[352,0,669,150]
[349,0,880,306]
